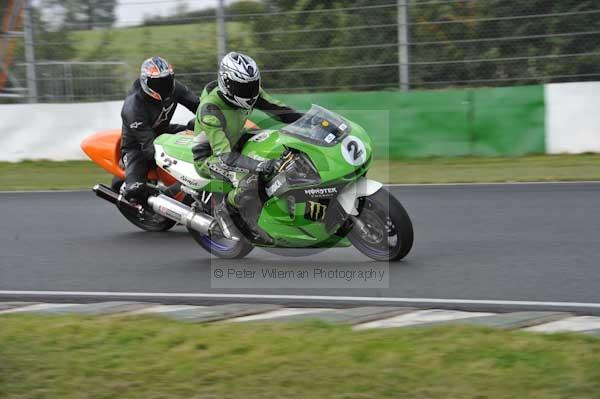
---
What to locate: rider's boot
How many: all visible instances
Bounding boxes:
[235,175,274,245]
[213,198,241,241]
[120,181,148,206]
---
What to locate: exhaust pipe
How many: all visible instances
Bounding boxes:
[93,184,143,214]
[147,194,216,235]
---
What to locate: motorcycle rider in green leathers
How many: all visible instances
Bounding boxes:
[192,52,303,241]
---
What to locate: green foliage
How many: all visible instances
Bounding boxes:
[142,0,266,26]
[247,0,600,90]
[46,0,117,29]
[245,0,397,91]
[70,22,229,94]
[229,0,267,15]
[13,8,77,62]
[409,0,600,87]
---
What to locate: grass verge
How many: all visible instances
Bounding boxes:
[369,153,600,184]
[1,314,599,398]
[1,154,599,191]
[0,160,111,191]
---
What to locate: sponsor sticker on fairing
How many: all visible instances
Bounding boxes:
[324,133,336,143]
[266,179,282,197]
[249,131,271,142]
[305,201,327,221]
[304,187,338,199]
[175,137,193,145]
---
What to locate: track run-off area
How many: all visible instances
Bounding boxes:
[1,183,600,313]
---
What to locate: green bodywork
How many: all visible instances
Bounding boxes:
[192,83,298,179]
[153,113,372,248]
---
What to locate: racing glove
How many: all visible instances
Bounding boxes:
[186,117,196,131]
[255,160,277,175]
[168,124,189,134]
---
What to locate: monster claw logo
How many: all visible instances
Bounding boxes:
[305,201,327,221]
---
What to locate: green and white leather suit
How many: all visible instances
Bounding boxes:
[192,80,302,207]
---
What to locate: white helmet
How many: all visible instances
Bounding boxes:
[218,52,261,109]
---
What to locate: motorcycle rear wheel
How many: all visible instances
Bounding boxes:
[111,177,176,232]
[348,188,414,262]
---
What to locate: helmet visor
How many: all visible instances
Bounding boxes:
[227,78,260,102]
[148,75,175,99]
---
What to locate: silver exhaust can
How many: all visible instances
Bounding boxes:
[147,194,216,235]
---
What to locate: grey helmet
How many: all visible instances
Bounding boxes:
[218,52,261,109]
[140,56,175,102]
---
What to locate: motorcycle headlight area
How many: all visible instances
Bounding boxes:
[265,153,321,197]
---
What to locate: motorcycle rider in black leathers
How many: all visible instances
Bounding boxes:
[120,56,200,201]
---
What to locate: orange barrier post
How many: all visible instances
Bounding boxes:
[0,0,24,91]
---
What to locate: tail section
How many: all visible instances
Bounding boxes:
[81,129,126,179]
[81,129,171,183]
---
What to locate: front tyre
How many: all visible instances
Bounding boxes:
[348,188,414,262]
[188,228,254,259]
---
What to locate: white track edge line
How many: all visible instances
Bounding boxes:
[1,291,600,309]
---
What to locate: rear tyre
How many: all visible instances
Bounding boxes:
[348,188,414,262]
[188,228,254,259]
[111,177,176,232]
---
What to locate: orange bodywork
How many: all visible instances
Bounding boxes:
[80,129,176,185]
[81,119,258,184]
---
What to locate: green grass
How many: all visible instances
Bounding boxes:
[0,160,111,190]
[1,154,599,190]
[369,154,600,184]
[1,314,599,398]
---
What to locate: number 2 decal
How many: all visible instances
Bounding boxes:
[347,140,364,161]
[341,136,367,166]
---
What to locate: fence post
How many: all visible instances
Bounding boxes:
[63,62,73,102]
[216,0,227,64]
[397,0,410,91]
[23,0,37,102]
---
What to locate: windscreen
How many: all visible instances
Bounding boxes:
[281,105,350,146]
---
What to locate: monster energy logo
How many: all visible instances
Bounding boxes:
[304,187,337,198]
[306,201,327,221]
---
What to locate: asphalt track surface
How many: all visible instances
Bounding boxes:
[1,183,600,313]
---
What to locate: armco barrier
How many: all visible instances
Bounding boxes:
[471,85,545,156]
[2,82,599,161]
[0,101,194,162]
[251,85,546,158]
[545,82,600,154]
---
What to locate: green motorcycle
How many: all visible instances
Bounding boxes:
[91,105,413,261]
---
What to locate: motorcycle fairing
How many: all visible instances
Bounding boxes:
[152,106,373,248]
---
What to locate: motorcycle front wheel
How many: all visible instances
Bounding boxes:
[188,228,255,259]
[348,188,414,262]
